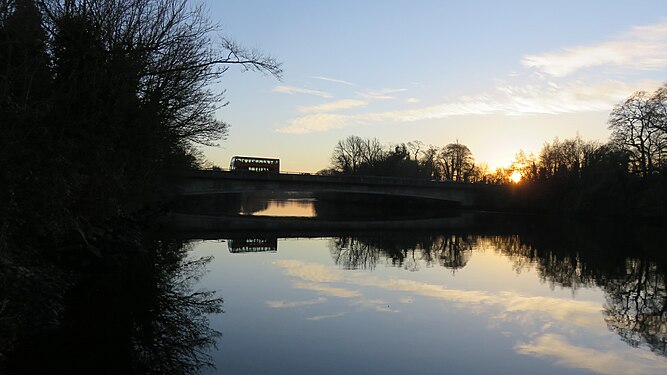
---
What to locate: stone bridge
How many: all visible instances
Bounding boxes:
[177,170,497,208]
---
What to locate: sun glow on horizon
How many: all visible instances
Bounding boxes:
[510,171,522,183]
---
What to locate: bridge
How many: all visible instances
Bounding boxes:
[177,170,496,207]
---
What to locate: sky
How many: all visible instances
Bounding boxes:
[202,0,667,172]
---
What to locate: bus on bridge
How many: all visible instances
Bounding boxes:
[230,156,280,173]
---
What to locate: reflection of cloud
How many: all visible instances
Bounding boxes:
[274,260,604,332]
[274,260,342,283]
[352,299,398,313]
[294,282,361,298]
[400,297,414,304]
[500,293,603,330]
[523,20,667,77]
[266,297,326,308]
[312,76,355,86]
[273,258,667,373]
[516,334,667,375]
[307,312,347,321]
[358,278,605,331]
[298,99,367,114]
[272,85,332,98]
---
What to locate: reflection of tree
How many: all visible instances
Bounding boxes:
[330,237,382,270]
[603,258,667,356]
[325,219,667,357]
[133,240,223,374]
[329,233,473,271]
[428,235,473,270]
[2,238,223,374]
[488,234,597,291]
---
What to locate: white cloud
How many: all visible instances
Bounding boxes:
[273,85,332,98]
[357,88,408,100]
[276,80,663,134]
[406,97,421,104]
[276,113,350,134]
[522,20,667,77]
[312,76,355,86]
[298,99,368,114]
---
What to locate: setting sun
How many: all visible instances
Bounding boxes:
[510,171,522,183]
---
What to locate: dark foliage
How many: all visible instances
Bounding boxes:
[0,0,277,367]
[0,0,280,255]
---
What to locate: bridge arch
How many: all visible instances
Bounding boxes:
[177,170,488,207]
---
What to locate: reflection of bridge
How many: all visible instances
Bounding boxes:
[178,170,493,207]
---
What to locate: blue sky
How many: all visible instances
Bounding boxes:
[203,0,667,172]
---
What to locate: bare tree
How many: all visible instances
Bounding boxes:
[438,141,474,182]
[406,140,424,160]
[419,145,440,179]
[39,0,282,145]
[608,89,666,177]
[330,135,383,174]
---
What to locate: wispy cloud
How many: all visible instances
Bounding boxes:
[312,76,355,86]
[298,99,368,114]
[276,80,663,134]
[273,85,332,98]
[523,20,667,77]
[275,20,667,135]
[357,88,408,100]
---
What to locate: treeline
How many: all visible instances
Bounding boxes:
[502,85,667,217]
[321,84,667,217]
[0,0,279,254]
[320,136,488,182]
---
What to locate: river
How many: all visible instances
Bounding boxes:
[170,195,667,374]
[4,195,666,374]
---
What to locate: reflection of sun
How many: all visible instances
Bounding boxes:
[510,171,522,183]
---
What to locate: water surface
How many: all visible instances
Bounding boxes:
[188,225,667,375]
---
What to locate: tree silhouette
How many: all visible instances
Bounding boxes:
[608,88,667,177]
[439,141,475,182]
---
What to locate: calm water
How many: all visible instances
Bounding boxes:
[183,213,667,374]
[9,196,664,374]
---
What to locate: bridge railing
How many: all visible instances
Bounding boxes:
[190,168,487,189]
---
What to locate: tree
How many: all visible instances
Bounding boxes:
[608,87,667,177]
[330,135,383,174]
[537,136,602,180]
[1,0,282,250]
[418,145,440,179]
[406,140,424,160]
[438,141,474,182]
